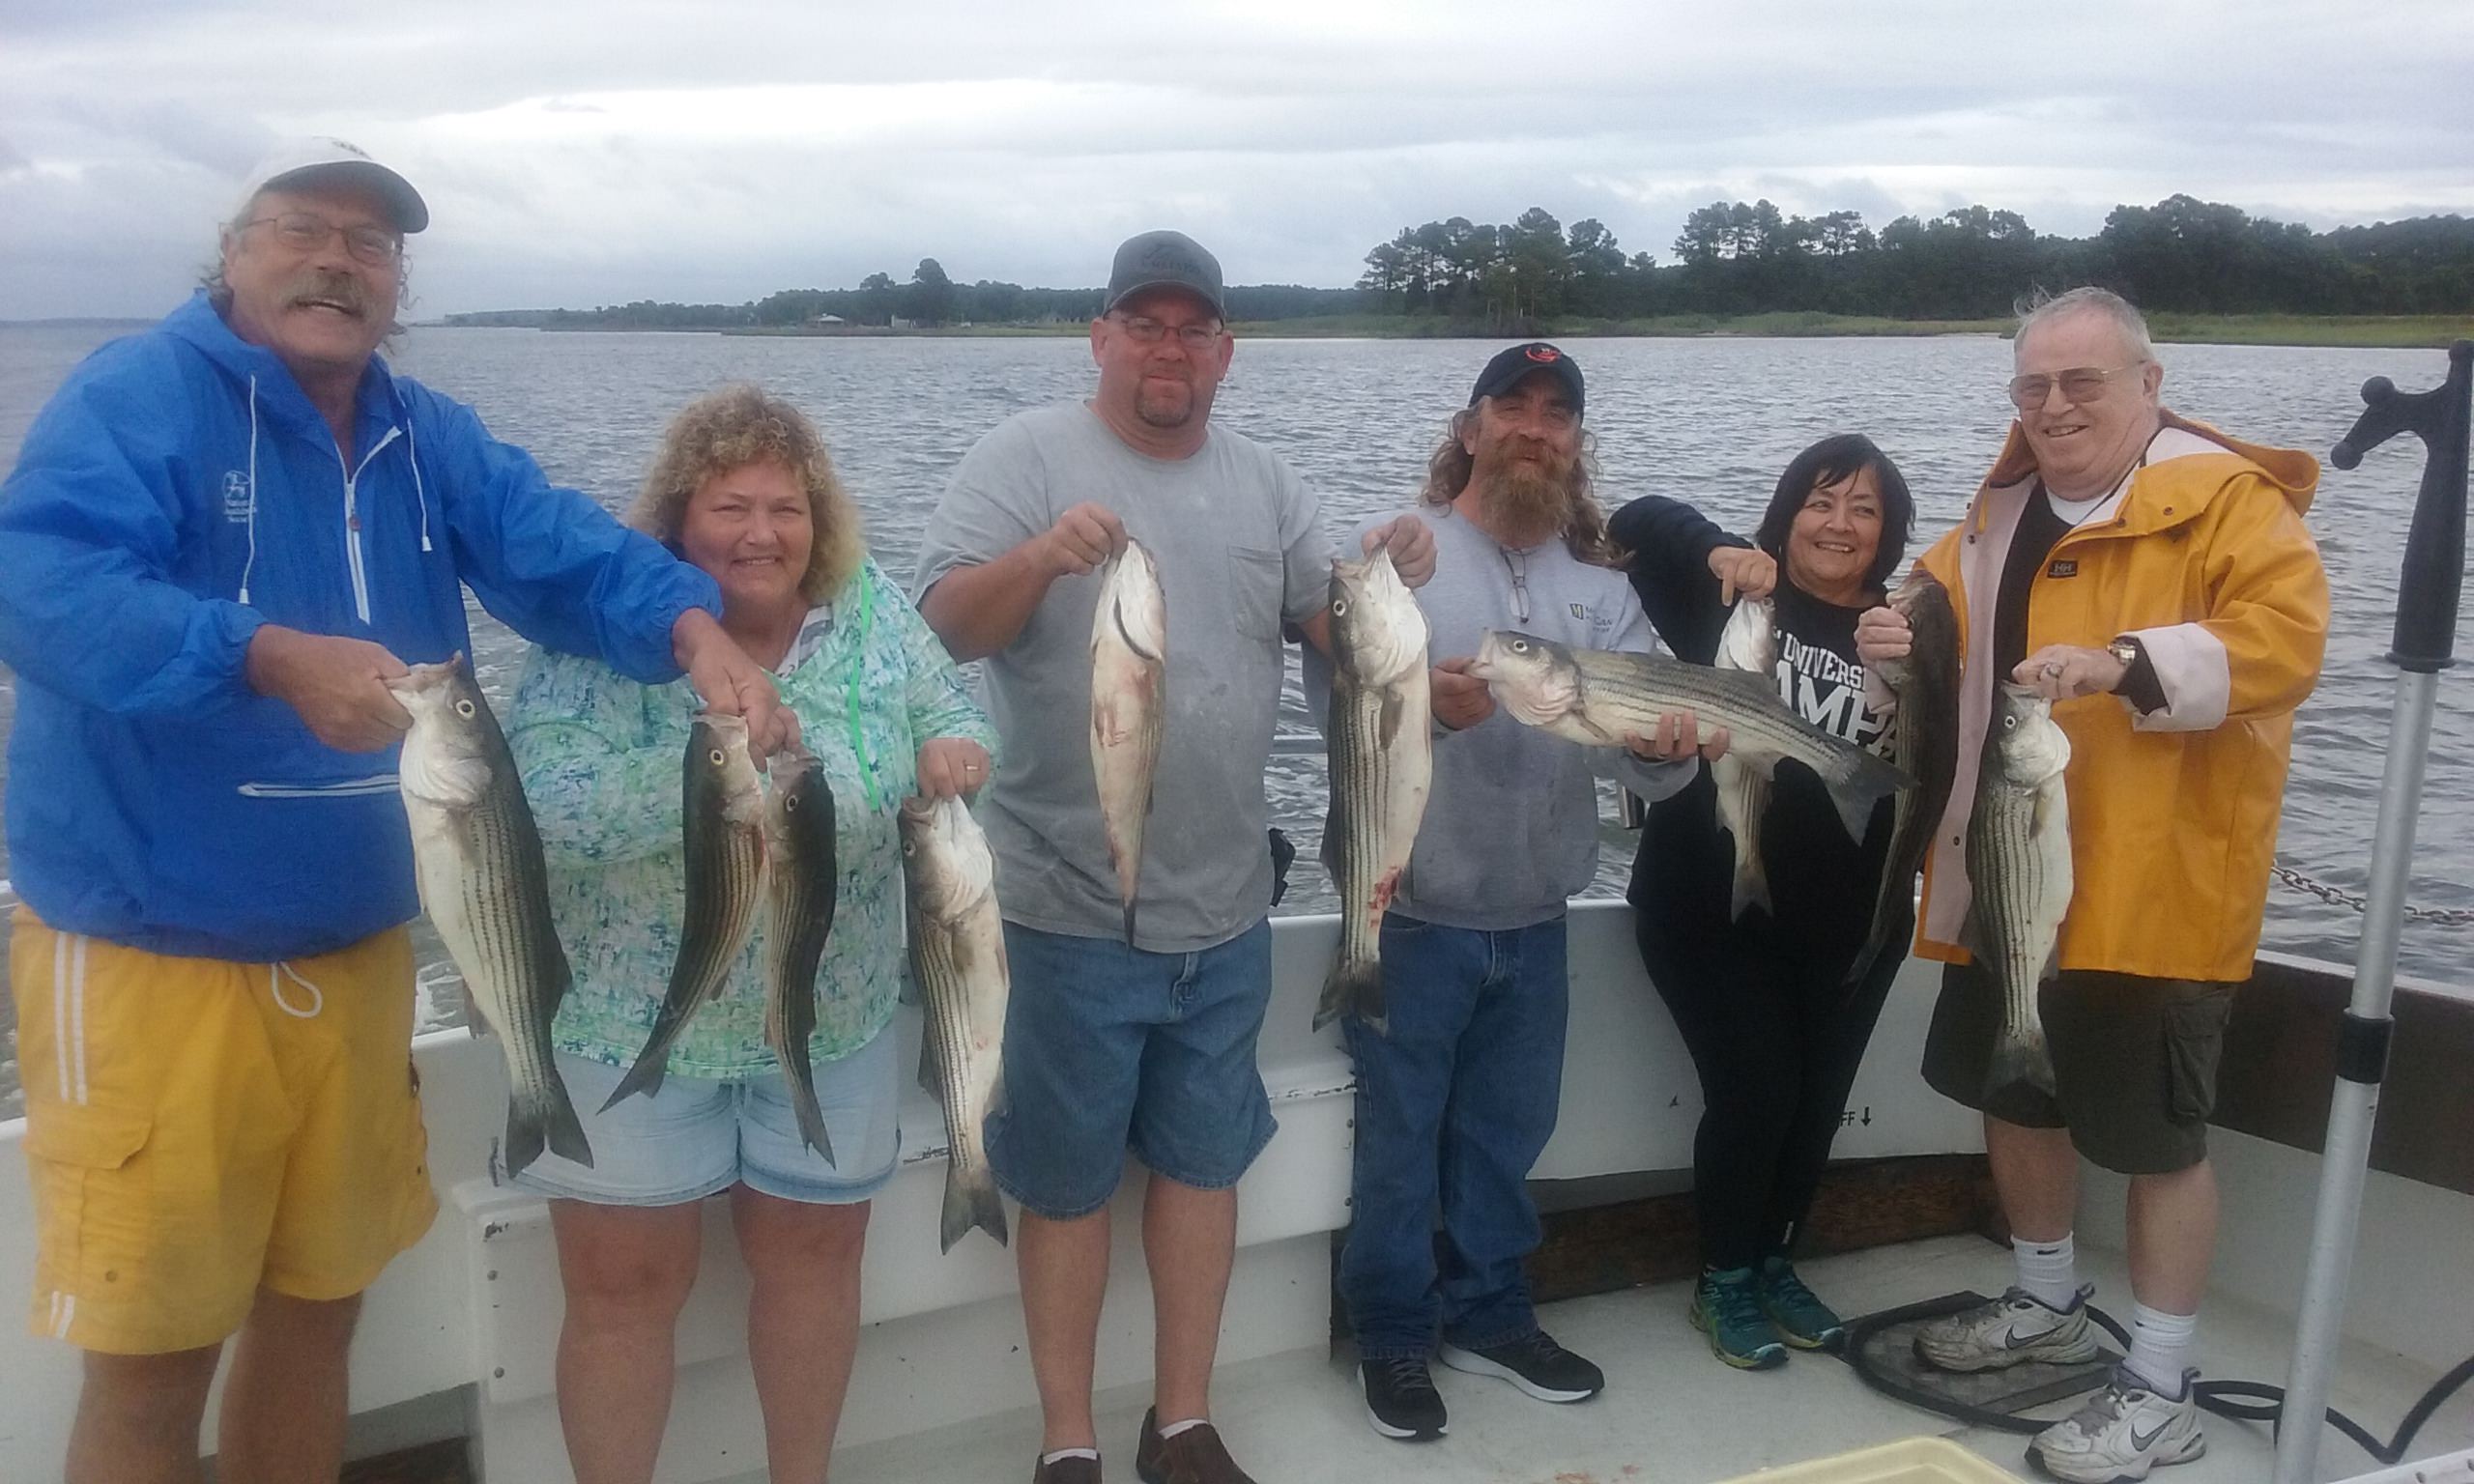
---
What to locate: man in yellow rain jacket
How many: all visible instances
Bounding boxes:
[1856,287,2327,1484]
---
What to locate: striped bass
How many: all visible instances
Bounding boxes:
[1711,596,1776,920]
[389,657,590,1176]
[607,713,770,1108]
[1967,683,2070,1097]
[1845,571,1963,988]
[900,795,1011,1252]
[762,745,838,1162]
[1315,548,1431,1032]
[1468,629,1909,842]
[1090,540,1166,943]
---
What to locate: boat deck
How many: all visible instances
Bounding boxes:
[802,1235,2473,1484]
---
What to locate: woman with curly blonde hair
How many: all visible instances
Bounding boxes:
[502,384,995,1483]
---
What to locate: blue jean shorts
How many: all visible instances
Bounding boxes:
[510,1026,901,1207]
[987,919,1278,1220]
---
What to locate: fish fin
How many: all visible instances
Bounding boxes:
[1377,688,1404,750]
[918,1033,945,1098]
[1984,1024,2057,1099]
[1728,848,1772,921]
[503,1080,592,1177]
[1314,953,1385,1034]
[502,1106,546,1179]
[544,1080,594,1170]
[1122,899,1138,946]
[600,1037,672,1111]
[940,1167,1010,1253]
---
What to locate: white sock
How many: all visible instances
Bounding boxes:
[1041,1447,1101,1466]
[1156,1418,1209,1440]
[2124,1303,2198,1396]
[2012,1233,2081,1311]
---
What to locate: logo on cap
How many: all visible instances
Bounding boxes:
[1526,345,1561,363]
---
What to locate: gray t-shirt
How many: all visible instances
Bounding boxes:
[913,402,1330,952]
[1307,503,1692,931]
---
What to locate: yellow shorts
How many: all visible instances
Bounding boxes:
[12,909,439,1355]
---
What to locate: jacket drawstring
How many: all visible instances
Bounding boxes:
[406,418,433,553]
[239,375,261,606]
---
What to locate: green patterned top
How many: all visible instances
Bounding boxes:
[505,556,995,1079]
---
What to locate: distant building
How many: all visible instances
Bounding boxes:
[810,312,847,326]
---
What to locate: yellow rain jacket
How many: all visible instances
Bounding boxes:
[1913,413,2329,984]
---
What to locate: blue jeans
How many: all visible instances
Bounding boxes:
[1339,912,1570,1360]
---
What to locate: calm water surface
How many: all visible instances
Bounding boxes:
[3,324,2469,1117]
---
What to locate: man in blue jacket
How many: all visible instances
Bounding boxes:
[0,138,791,1484]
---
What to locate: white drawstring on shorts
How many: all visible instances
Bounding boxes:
[270,960,326,1018]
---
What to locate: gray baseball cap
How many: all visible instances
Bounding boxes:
[235,136,429,234]
[1104,230,1224,319]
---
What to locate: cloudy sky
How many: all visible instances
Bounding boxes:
[5,0,2470,320]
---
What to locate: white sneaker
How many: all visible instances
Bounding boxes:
[2027,1366,2206,1482]
[1913,1286,2103,1373]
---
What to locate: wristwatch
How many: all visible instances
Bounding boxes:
[2106,637,2143,687]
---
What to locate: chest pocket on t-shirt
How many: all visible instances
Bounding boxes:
[1226,545,1287,642]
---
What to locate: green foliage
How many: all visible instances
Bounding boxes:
[440,198,2474,332]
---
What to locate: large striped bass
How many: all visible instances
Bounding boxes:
[900,795,1011,1252]
[1469,629,1909,842]
[1090,541,1166,944]
[390,657,590,1176]
[762,745,838,1162]
[1845,571,1962,988]
[1711,597,1777,920]
[1315,548,1431,1032]
[1967,683,2070,1097]
[607,713,770,1108]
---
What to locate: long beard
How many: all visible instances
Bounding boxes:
[1474,453,1573,549]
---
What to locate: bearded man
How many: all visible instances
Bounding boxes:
[1309,342,1726,1442]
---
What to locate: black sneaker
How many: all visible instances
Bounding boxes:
[1438,1330,1604,1403]
[1360,1356,1448,1441]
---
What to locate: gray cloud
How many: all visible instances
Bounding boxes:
[4,0,2471,318]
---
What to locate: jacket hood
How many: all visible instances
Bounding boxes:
[158,291,402,428]
[1983,409,2318,519]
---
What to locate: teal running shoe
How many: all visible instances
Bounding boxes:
[1757,1256,1847,1351]
[1689,1267,1788,1370]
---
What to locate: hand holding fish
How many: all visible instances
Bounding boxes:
[1855,604,1912,668]
[1041,500,1129,579]
[1708,546,1778,605]
[1363,514,1437,588]
[915,737,992,800]
[1430,655,1495,730]
[1625,709,1732,763]
[245,625,414,752]
[672,609,801,757]
[2014,643,2127,701]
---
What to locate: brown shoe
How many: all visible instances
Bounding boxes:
[1032,1451,1103,1484]
[1135,1408,1258,1484]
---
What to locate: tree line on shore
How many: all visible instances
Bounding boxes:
[442,194,2472,331]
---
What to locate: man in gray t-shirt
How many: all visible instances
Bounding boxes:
[911,230,1430,1484]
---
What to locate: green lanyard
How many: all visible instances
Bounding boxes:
[840,573,882,813]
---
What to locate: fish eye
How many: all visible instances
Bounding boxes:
[1332,598,1348,615]
[454,699,475,718]
[708,748,725,764]
[1510,639,1529,653]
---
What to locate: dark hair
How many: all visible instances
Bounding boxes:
[1751,433,1914,592]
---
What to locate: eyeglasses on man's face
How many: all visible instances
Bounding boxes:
[1111,314,1223,351]
[239,212,403,269]
[2006,362,2145,411]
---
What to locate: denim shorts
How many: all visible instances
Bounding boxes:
[987,919,1278,1219]
[510,1025,901,1207]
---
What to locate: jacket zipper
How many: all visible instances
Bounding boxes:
[334,426,404,624]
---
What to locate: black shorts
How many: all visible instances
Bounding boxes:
[1921,960,2234,1175]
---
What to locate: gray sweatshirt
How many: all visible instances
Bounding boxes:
[1307,503,1692,931]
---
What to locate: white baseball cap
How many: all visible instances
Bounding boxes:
[234,136,428,234]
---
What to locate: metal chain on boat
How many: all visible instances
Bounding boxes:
[2271,860,2474,926]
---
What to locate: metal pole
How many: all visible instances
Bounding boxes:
[2273,341,2471,1484]
[2271,670,2435,1484]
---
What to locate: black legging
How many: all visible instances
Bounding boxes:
[1632,905,1905,1271]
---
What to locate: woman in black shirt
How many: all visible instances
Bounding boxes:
[1609,433,1915,1372]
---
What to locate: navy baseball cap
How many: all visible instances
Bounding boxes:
[1104,230,1225,319]
[1470,342,1584,421]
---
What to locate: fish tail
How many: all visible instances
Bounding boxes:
[1985,1022,2057,1099]
[542,1080,593,1169]
[600,1038,673,1111]
[1122,898,1138,946]
[1841,936,1884,991]
[1823,750,1907,843]
[940,1165,1009,1253]
[1315,951,1385,1033]
[783,1056,837,1167]
[503,1080,591,1177]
